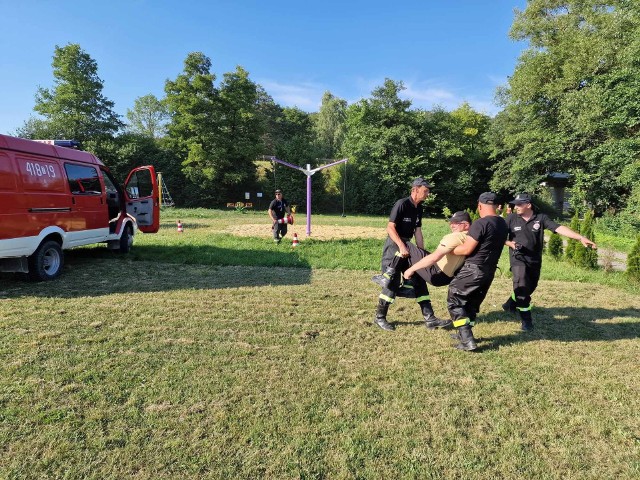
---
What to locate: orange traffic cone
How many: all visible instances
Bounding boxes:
[292,233,299,247]
[177,220,184,233]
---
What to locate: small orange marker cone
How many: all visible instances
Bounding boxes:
[177,220,184,233]
[292,232,299,247]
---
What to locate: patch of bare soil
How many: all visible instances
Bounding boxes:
[225,223,386,240]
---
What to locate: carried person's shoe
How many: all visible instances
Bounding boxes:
[371,267,397,290]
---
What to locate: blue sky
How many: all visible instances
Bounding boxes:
[0,0,528,135]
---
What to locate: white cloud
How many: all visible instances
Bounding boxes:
[257,77,502,116]
[402,80,500,116]
[258,80,325,111]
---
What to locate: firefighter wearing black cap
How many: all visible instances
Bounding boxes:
[503,193,597,331]
[448,192,508,351]
[268,189,291,243]
[371,177,439,331]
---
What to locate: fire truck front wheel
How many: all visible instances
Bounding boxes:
[28,240,64,281]
[118,225,133,254]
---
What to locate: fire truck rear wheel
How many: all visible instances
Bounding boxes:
[28,240,64,281]
[118,225,133,254]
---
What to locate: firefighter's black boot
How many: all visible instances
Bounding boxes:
[421,302,452,330]
[371,266,397,290]
[373,299,395,331]
[518,309,534,331]
[502,296,517,314]
[454,324,477,351]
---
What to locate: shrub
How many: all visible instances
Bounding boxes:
[565,213,580,262]
[465,207,480,222]
[548,232,563,259]
[574,210,598,269]
[627,235,640,282]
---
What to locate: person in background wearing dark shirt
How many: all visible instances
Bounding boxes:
[372,177,444,331]
[503,193,596,331]
[268,189,291,244]
[448,192,508,351]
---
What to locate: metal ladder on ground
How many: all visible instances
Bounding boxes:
[157,172,175,207]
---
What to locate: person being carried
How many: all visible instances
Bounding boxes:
[401,210,473,329]
[268,189,291,244]
[502,193,597,331]
[371,177,434,332]
[447,192,508,351]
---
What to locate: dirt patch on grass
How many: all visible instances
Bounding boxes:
[225,223,386,240]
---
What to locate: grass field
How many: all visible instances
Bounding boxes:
[1,209,639,479]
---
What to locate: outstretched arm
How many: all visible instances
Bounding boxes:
[556,226,597,249]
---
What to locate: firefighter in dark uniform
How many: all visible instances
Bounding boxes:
[448,192,508,351]
[371,177,446,331]
[502,193,597,331]
[268,189,291,243]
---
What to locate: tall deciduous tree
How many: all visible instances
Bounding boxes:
[26,43,123,142]
[342,79,423,213]
[164,52,220,204]
[490,1,640,213]
[314,91,347,159]
[165,54,263,205]
[126,94,169,138]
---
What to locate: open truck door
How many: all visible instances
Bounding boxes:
[124,166,160,233]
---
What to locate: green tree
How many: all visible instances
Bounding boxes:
[268,108,325,212]
[548,232,563,259]
[26,43,123,142]
[126,94,169,138]
[425,104,493,212]
[574,210,598,268]
[214,66,264,200]
[627,235,640,282]
[341,79,423,213]
[165,55,264,205]
[565,213,581,262]
[314,91,347,159]
[490,1,640,213]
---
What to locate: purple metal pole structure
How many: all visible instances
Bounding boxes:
[306,170,312,235]
[267,156,348,236]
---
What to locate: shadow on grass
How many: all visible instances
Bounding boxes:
[0,244,312,298]
[476,306,640,351]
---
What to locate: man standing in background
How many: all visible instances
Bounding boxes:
[268,189,291,244]
[503,193,596,331]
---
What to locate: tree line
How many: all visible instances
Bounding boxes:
[14,1,640,230]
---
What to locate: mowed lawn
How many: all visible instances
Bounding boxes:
[1,210,639,479]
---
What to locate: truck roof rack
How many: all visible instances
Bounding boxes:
[32,139,80,149]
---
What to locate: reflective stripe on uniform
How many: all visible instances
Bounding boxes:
[379,294,395,303]
[416,295,430,303]
[453,317,470,328]
[517,305,532,312]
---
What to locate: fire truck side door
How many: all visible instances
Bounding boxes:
[124,166,160,233]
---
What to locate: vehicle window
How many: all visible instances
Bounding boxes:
[102,171,118,195]
[64,163,102,195]
[126,169,153,199]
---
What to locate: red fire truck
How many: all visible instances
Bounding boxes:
[0,134,160,280]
